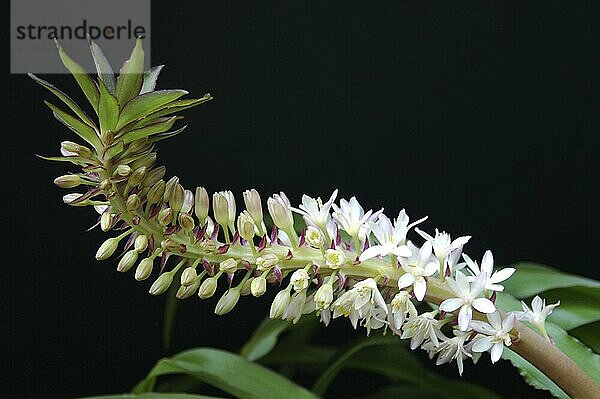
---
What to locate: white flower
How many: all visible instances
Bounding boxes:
[359,210,427,261]
[282,290,307,324]
[291,190,338,231]
[305,226,325,247]
[267,192,294,230]
[439,272,496,331]
[426,330,472,376]
[464,250,515,292]
[314,283,334,310]
[401,310,441,349]
[325,248,347,268]
[397,242,439,301]
[212,190,236,231]
[332,197,382,240]
[290,269,310,292]
[446,246,467,275]
[415,228,471,265]
[332,278,388,329]
[517,295,560,342]
[471,312,516,363]
[389,291,418,330]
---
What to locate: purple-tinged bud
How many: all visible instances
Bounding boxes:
[194,187,209,224]
[163,176,179,202]
[181,189,194,214]
[273,266,283,283]
[128,167,147,187]
[135,258,154,281]
[257,235,267,252]
[95,237,119,260]
[202,259,213,274]
[178,213,195,232]
[61,141,92,158]
[149,272,173,295]
[117,249,138,272]
[147,180,166,205]
[158,208,173,226]
[126,194,141,211]
[170,184,185,213]
[143,166,166,187]
[54,174,83,188]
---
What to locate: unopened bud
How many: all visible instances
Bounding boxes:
[256,254,279,271]
[305,226,325,247]
[290,269,310,292]
[158,207,173,226]
[129,167,147,187]
[213,191,235,229]
[270,288,291,319]
[314,283,334,310]
[219,258,238,274]
[163,176,179,202]
[243,189,263,225]
[240,278,253,296]
[134,235,148,252]
[100,212,113,232]
[194,187,209,224]
[135,258,154,281]
[198,276,218,299]
[237,211,255,241]
[160,239,178,251]
[147,180,166,205]
[126,194,141,210]
[131,152,157,170]
[251,275,267,297]
[128,137,149,153]
[180,267,197,286]
[181,189,194,214]
[54,174,83,188]
[267,193,293,230]
[96,237,119,260]
[215,288,241,315]
[101,130,114,145]
[143,166,166,187]
[170,184,185,213]
[178,212,195,232]
[115,164,131,177]
[177,277,200,299]
[61,141,92,158]
[117,249,138,272]
[149,272,173,295]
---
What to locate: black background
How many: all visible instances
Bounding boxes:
[5,1,599,398]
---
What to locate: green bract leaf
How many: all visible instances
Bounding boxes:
[54,40,99,113]
[504,262,600,298]
[120,117,182,144]
[126,95,212,130]
[28,73,97,129]
[98,79,119,135]
[141,65,165,94]
[502,349,568,399]
[116,90,189,131]
[132,348,317,399]
[241,318,290,361]
[36,154,90,165]
[115,38,145,107]
[45,101,100,149]
[148,125,188,144]
[88,35,116,93]
[545,286,600,330]
[78,393,225,399]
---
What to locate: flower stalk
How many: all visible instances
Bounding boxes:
[35,37,600,399]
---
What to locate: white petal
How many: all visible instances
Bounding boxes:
[502,313,517,331]
[490,342,504,363]
[397,273,416,289]
[451,235,471,248]
[472,337,493,353]
[420,241,433,264]
[458,305,472,331]
[415,227,434,242]
[490,267,516,284]
[462,253,480,275]
[394,244,412,258]
[531,295,543,313]
[455,270,470,293]
[439,298,463,312]
[413,278,427,301]
[359,245,385,261]
[373,289,389,314]
[473,298,496,314]
[423,261,438,277]
[481,250,494,274]
[488,311,502,329]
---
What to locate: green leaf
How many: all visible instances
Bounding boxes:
[141,65,165,94]
[241,318,290,361]
[570,322,600,353]
[45,101,101,149]
[116,90,189,131]
[28,73,97,129]
[115,38,145,107]
[126,96,212,131]
[504,262,600,298]
[132,348,317,399]
[88,35,116,93]
[120,117,182,144]
[54,40,99,113]
[502,349,568,399]
[148,125,188,144]
[78,394,225,399]
[98,79,119,135]
[545,286,600,330]
[366,385,441,399]
[36,154,90,165]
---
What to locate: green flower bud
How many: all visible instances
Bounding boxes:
[180,267,197,286]
[54,174,83,188]
[267,193,294,230]
[128,166,147,187]
[251,275,267,297]
[194,186,209,225]
[115,164,131,177]
[147,180,166,205]
[96,237,119,260]
[240,278,253,296]
[256,254,279,271]
[61,141,92,158]
[149,272,173,295]
[178,213,195,232]
[215,288,241,315]
[117,249,138,272]
[198,277,218,299]
[213,191,235,229]
[237,211,255,242]
[163,176,179,202]
[158,207,173,226]
[314,283,334,310]
[219,258,238,274]
[170,184,185,213]
[270,287,292,319]
[177,277,201,299]
[134,235,148,253]
[127,137,149,153]
[135,258,154,281]
[126,194,141,211]
[143,166,166,187]
[100,212,113,232]
[131,152,157,170]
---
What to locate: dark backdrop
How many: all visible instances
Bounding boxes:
[5,1,598,398]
